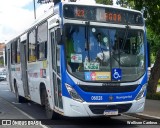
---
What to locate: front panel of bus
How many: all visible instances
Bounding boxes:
[59,3,147,117]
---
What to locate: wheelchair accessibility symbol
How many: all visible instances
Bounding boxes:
[112,68,122,81]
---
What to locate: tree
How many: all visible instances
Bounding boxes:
[116,0,128,7]
[96,0,113,5]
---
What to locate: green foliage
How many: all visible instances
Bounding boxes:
[150,54,155,64]
[147,92,160,100]
[147,28,160,58]
[96,0,113,5]
[116,0,130,8]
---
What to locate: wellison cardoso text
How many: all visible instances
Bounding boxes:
[127,121,158,125]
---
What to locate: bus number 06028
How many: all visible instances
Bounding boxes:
[91,96,103,101]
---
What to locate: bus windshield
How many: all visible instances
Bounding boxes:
[65,24,145,82]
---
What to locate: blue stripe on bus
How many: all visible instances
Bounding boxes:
[62,71,147,102]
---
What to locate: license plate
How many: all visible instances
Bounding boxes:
[103,109,118,116]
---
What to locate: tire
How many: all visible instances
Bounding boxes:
[15,82,26,103]
[43,89,59,119]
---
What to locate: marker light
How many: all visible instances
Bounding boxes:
[65,83,84,102]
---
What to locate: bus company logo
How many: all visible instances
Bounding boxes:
[102,83,120,86]
[116,95,132,100]
[109,96,113,101]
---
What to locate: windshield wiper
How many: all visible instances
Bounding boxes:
[97,33,105,62]
[113,25,130,67]
[121,25,130,51]
[85,21,90,61]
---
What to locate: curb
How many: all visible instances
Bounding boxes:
[126,113,160,122]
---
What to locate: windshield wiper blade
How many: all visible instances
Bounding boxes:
[121,25,130,50]
[85,21,90,61]
[85,21,90,51]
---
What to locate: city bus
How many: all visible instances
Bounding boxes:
[5,0,148,119]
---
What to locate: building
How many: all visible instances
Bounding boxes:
[0,43,5,67]
[0,43,5,57]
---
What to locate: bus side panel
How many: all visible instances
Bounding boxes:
[27,61,51,105]
[27,62,41,104]
[14,64,25,97]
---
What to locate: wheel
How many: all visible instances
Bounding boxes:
[43,89,59,119]
[15,82,26,103]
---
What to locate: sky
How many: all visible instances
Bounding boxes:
[0,0,117,43]
[0,0,53,43]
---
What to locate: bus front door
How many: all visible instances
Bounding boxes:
[20,40,30,98]
[50,28,63,111]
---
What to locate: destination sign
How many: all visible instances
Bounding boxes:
[63,5,143,26]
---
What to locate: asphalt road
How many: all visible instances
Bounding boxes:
[0,81,159,128]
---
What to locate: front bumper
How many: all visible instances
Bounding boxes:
[62,96,145,117]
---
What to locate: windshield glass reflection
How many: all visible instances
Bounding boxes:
[65,24,145,82]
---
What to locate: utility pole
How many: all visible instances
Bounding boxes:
[33,0,36,19]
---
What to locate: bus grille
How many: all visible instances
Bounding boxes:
[89,103,132,114]
[78,84,139,93]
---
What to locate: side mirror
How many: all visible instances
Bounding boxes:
[56,28,62,45]
[143,10,148,19]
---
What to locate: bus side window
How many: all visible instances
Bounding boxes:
[28,29,36,62]
[37,22,47,60]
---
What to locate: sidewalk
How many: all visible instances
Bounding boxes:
[130,86,160,120]
[129,99,160,121]
[140,86,160,118]
[142,99,160,118]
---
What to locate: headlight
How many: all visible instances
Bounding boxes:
[65,83,84,102]
[135,84,147,100]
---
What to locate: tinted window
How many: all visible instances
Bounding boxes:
[28,29,36,62]
[37,22,47,60]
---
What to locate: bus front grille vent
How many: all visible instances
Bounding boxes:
[79,85,139,93]
[89,103,132,114]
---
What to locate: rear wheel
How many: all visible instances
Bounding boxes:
[43,89,59,119]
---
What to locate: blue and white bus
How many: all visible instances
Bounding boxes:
[5,0,148,119]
